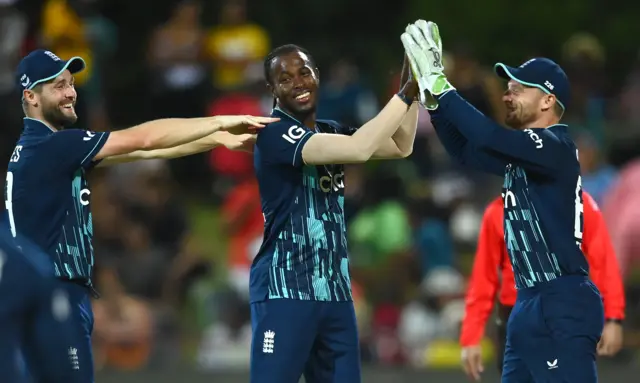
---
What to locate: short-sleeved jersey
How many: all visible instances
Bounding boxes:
[250,107,356,303]
[4,118,109,285]
[432,91,589,290]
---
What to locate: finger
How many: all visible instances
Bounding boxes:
[407,24,430,51]
[470,355,483,381]
[426,21,443,53]
[249,116,280,126]
[401,33,422,77]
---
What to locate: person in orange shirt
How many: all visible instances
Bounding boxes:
[460,191,625,381]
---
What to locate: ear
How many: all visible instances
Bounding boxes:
[23,89,38,107]
[540,93,555,112]
[314,67,320,83]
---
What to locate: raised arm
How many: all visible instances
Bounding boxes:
[300,95,410,165]
[436,91,567,176]
[371,102,419,159]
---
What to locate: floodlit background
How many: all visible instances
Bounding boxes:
[2,0,640,381]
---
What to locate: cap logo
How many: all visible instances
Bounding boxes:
[20,74,30,88]
[520,58,535,68]
[544,81,554,90]
[43,51,61,62]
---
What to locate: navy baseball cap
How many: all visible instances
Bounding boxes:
[494,57,570,111]
[16,49,85,93]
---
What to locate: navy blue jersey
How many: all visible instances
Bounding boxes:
[4,117,109,284]
[251,107,356,303]
[431,91,588,289]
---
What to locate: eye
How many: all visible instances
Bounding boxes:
[280,77,291,84]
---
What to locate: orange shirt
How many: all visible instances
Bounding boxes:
[460,192,625,347]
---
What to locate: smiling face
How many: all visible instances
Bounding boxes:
[502,79,558,130]
[267,50,319,118]
[23,69,78,128]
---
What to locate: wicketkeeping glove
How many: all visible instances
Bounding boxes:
[400,20,455,110]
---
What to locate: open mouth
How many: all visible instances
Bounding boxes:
[61,103,75,111]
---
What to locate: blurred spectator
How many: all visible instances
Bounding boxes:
[398,267,465,367]
[619,51,640,127]
[196,290,252,370]
[446,43,506,122]
[576,132,618,205]
[317,58,378,127]
[147,0,208,119]
[561,33,608,142]
[207,81,262,194]
[40,0,95,129]
[221,174,263,299]
[93,268,153,371]
[603,159,640,277]
[0,0,27,165]
[204,0,269,91]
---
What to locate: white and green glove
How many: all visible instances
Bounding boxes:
[400,20,454,110]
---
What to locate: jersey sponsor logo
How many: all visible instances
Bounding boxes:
[502,190,516,208]
[83,131,97,141]
[79,188,91,206]
[524,129,543,149]
[319,171,344,193]
[10,146,22,163]
[281,125,306,144]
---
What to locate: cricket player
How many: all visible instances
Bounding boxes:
[5,49,276,381]
[0,226,76,383]
[251,44,419,383]
[460,191,625,381]
[402,21,604,382]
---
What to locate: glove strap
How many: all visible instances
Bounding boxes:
[396,92,413,106]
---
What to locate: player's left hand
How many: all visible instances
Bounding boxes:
[400,20,454,110]
[398,54,419,101]
[216,115,280,135]
[597,321,624,356]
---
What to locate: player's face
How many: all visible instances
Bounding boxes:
[39,70,78,127]
[502,80,545,129]
[269,51,319,116]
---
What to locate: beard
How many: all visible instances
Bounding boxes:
[504,106,535,130]
[41,99,78,128]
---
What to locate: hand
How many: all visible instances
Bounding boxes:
[597,321,624,356]
[400,20,454,109]
[398,54,419,101]
[461,345,484,381]
[223,133,257,153]
[215,115,280,135]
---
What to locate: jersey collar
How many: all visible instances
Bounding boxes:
[23,117,56,135]
[545,123,568,132]
[271,107,316,130]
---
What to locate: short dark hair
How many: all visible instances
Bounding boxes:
[263,44,316,86]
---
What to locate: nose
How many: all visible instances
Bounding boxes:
[293,75,305,89]
[64,86,77,100]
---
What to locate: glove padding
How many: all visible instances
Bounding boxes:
[400,20,454,110]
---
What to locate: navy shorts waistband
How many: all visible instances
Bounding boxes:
[516,274,590,300]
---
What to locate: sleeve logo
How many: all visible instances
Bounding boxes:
[83,131,96,141]
[281,125,306,144]
[524,129,543,149]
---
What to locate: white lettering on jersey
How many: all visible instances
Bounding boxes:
[281,125,306,144]
[83,131,96,141]
[502,190,516,208]
[319,171,344,193]
[10,146,22,163]
[524,129,543,149]
[79,189,91,206]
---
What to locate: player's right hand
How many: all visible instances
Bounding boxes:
[461,345,484,381]
[215,115,280,135]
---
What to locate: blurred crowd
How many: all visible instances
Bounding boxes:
[2,0,640,374]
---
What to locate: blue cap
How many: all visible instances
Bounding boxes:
[16,49,85,93]
[494,57,570,111]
